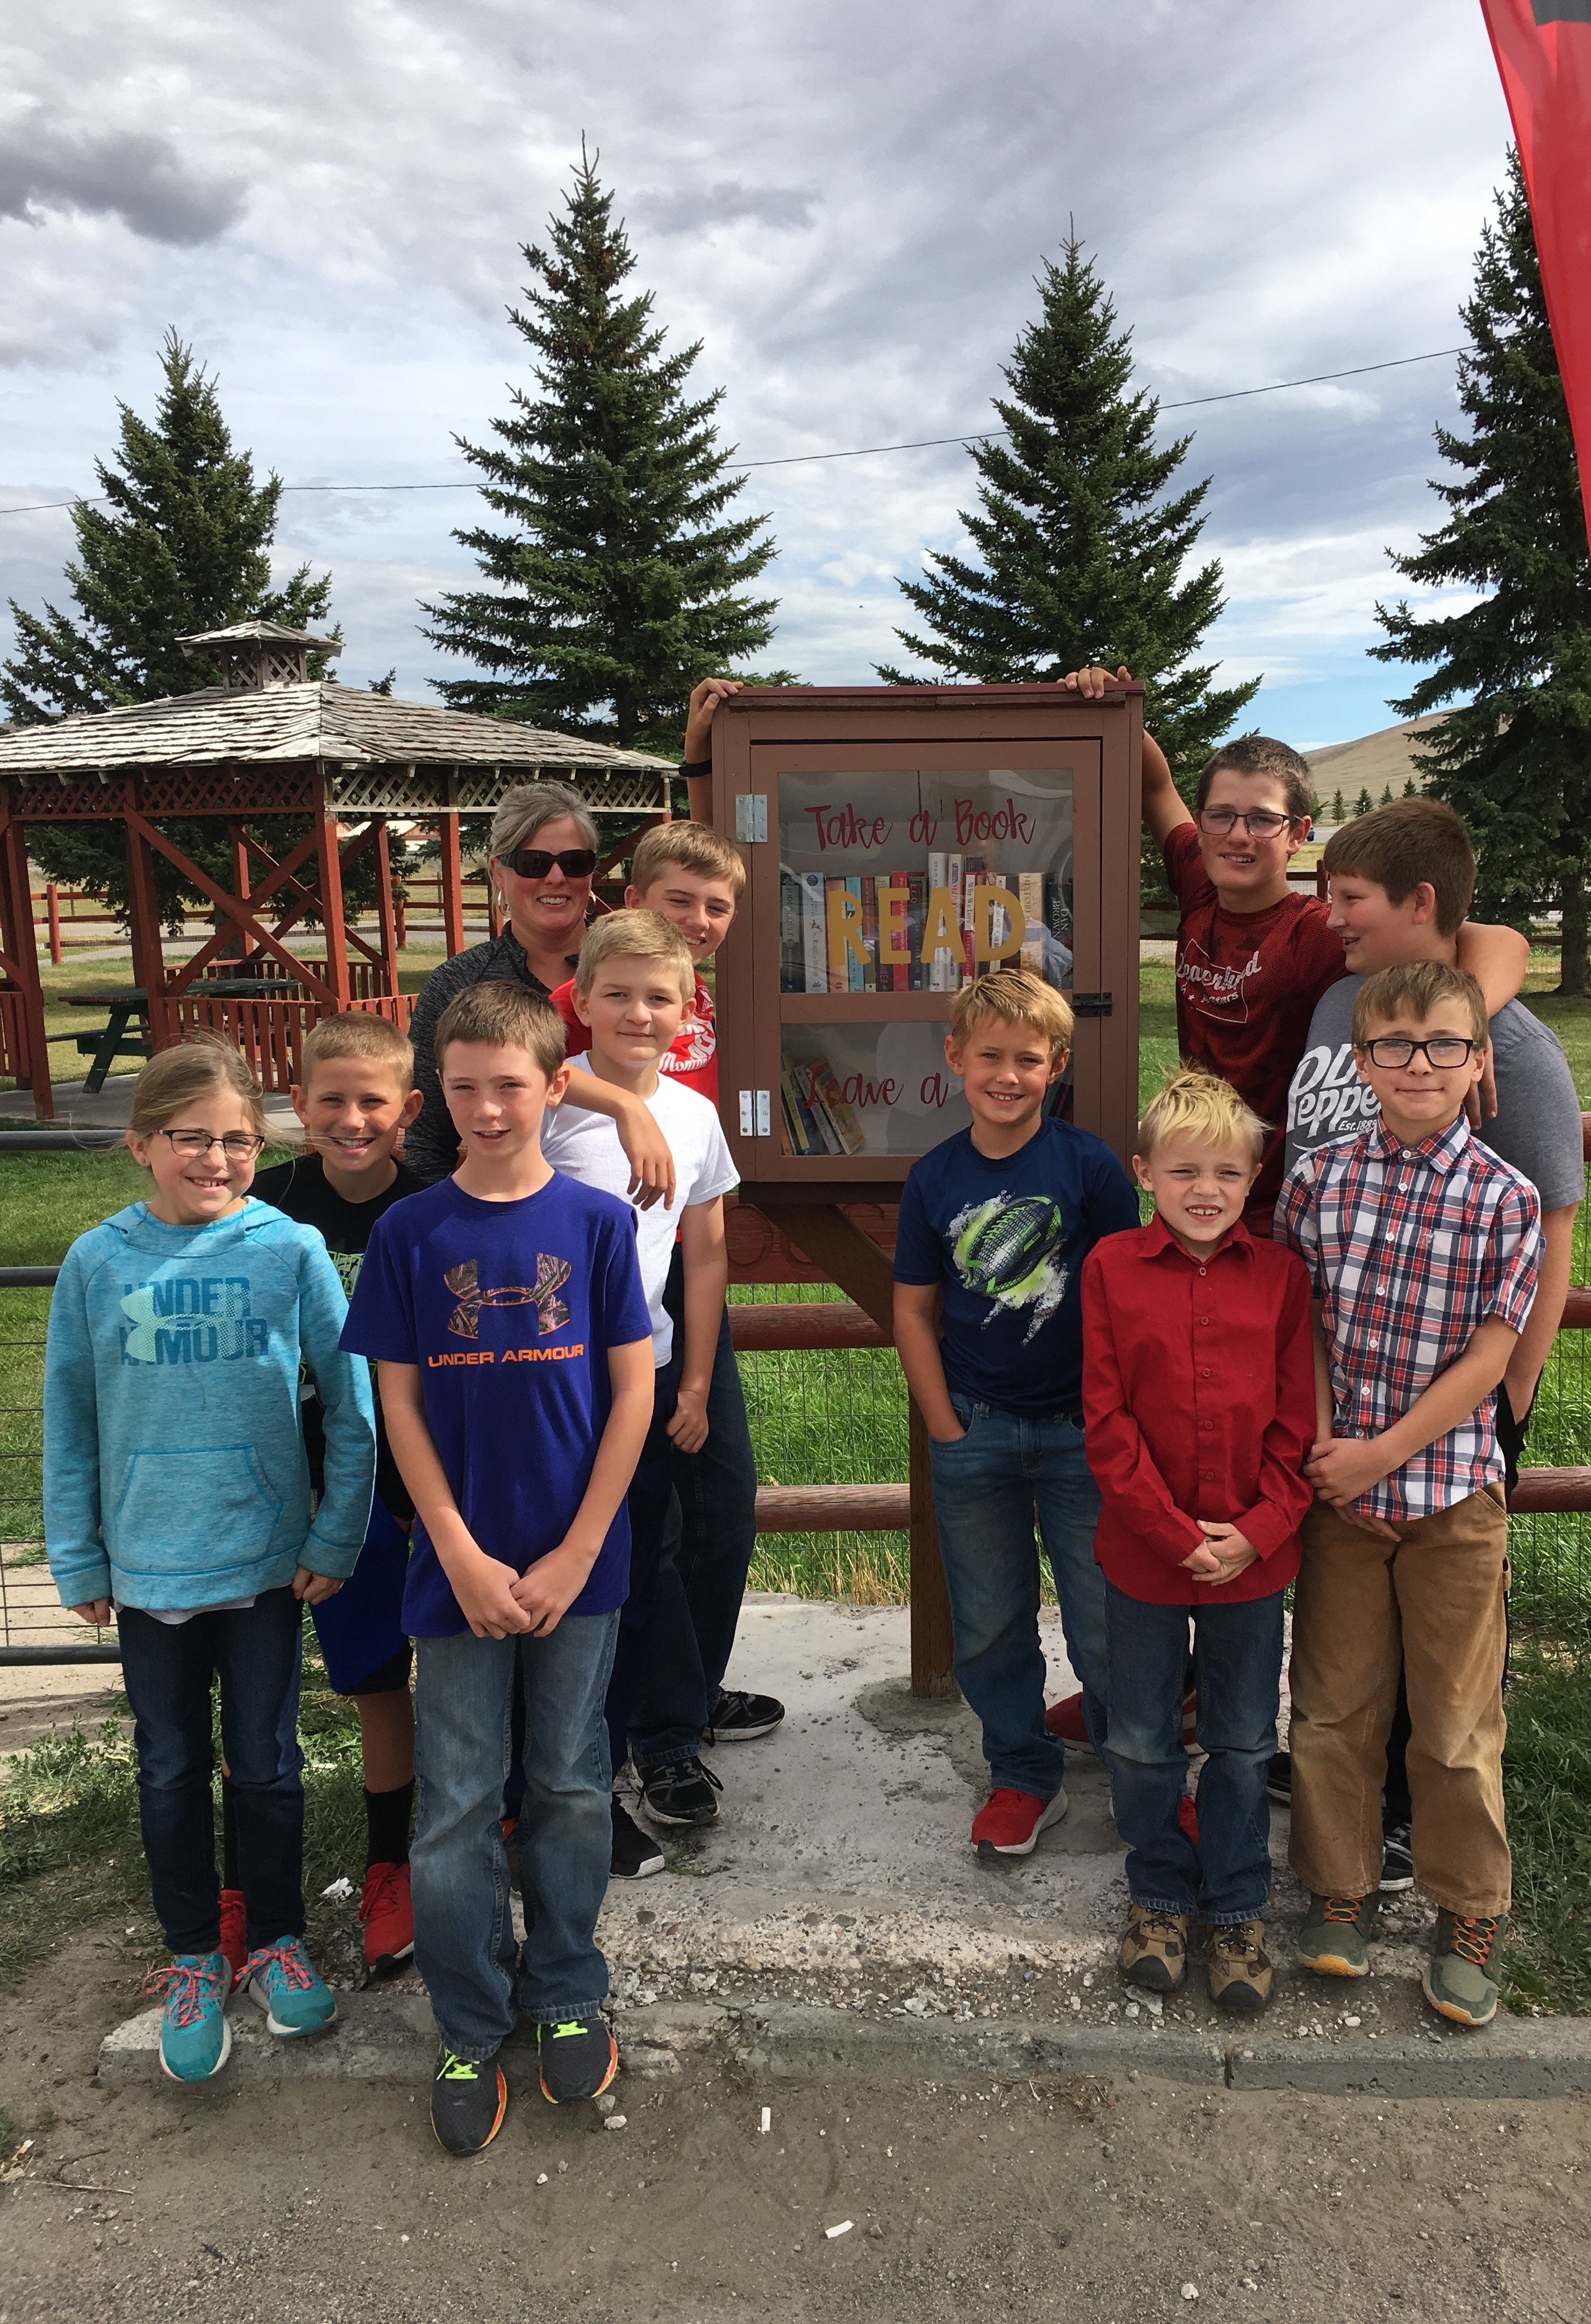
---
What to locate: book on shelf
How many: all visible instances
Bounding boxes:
[886,871,911,991]
[948,853,965,988]
[845,874,865,992]
[1018,871,1046,972]
[807,1056,866,1156]
[907,873,926,991]
[959,856,982,986]
[800,872,827,993]
[780,871,803,992]
[860,876,878,991]
[824,875,848,994]
[780,1061,813,1154]
[927,851,953,992]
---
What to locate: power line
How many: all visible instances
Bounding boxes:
[0,344,1467,520]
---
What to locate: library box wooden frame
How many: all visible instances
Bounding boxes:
[709,681,1144,1196]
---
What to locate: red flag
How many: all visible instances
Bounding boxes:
[1481,3,1591,547]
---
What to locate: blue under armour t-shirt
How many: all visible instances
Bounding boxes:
[340,1172,652,1635]
[894,1120,1140,1416]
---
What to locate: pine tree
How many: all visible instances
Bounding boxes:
[1,333,335,929]
[1403,777,1418,797]
[878,238,1258,796]
[1354,788,1374,818]
[1379,784,1393,806]
[1331,789,1346,822]
[423,150,780,753]
[1374,152,1591,992]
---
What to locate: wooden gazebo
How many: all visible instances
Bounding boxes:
[0,623,673,1115]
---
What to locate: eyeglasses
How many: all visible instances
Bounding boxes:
[1356,1036,1479,1070]
[503,846,598,882]
[155,1129,266,1159]
[1196,807,1302,840]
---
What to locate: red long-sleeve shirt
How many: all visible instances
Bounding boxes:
[1081,1215,1317,1606]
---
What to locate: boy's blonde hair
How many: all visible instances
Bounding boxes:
[1352,959,1488,1050]
[630,818,746,900]
[948,967,1073,1062]
[127,1033,267,1142]
[1136,1067,1267,1164]
[574,909,695,1007]
[298,1010,414,1093]
[434,982,567,1079]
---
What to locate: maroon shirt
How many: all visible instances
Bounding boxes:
[1081,1215,1316,1606]
[1163,824,1346,1226]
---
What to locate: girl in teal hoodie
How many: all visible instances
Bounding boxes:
[45,1037,376,2083]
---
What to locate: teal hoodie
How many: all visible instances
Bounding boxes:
[44,1199,376,1613]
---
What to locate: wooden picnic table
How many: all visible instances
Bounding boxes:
[63,980,299,1093]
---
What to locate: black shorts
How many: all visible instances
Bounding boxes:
[339,1639,414,1698]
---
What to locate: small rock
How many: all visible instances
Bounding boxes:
[603,2114,628,2132]
[1124,2002,1140,2020]
[1181,2286,1199,2303]
[557,2161,569,2175]
[1343,2015,1361,2028]
[320,1876,354,1903]
[537,2173,548,2185]
[868,2225,884,2240]
[824,2221,853,2240]
[594,2092,617,2116]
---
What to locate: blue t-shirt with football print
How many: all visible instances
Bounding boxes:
[340,1172,652,1636]
[895,1120,1140,1417]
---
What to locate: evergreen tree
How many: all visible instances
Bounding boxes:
[423,150,780,753]
[1331,788,1346,822]
[1354,787,1374,818]
[878,239,1259,798]
[1,333,335,929]
[1379,784,1393,805]
[1403,776,1418,797]
[1374,152,1591,992]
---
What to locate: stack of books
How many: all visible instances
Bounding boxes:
[779,863,1071,992]
[778,1053,867,1156]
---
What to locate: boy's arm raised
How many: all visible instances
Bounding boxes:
[1060,666,1190,849]
[669,1196,728,1455]
[892,1281,964,1443]
[555,1072,677,1211]
[512,1338,655,1635]
[682,675,743,824]
[378,1361,533,1639]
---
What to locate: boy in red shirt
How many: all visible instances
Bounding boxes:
[1082,1070,1315,2014]
[1060,668,1529,1229]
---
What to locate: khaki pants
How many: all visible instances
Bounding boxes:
[1288,1488,1510,1918]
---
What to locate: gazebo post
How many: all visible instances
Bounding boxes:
[123,778,167,1016]
[0,801,52,1120]
[438,775,466,958]
[371,820,400,999]
[229,823,256,960]
[313,775,352,1007]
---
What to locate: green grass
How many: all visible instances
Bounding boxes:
[1503,1643,1591,2014]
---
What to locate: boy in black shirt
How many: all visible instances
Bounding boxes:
[249,1013,424,1971]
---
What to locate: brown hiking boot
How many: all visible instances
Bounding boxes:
[1118,1904,1190,1993]
[1207,1918,1273,2015]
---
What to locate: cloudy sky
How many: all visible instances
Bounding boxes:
[0,1,1517,748]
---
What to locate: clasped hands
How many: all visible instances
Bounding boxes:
[1178,1522,1260,1585]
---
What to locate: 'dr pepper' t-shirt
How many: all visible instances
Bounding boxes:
[339,1172,652,1635]
[893,1118,1140,1416]
[1164,823,1346,1225]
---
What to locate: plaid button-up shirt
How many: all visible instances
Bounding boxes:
[1275,1113,1540,1521]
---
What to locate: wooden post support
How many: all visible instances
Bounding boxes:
[314,777,352,1007]
[0,806,53,1119]
[45,882,61,967]
[439,781,465,959]
[774,1202,958,1700]
[123,778,166,1020]
[371,820,400,998]
[228,824,256,960]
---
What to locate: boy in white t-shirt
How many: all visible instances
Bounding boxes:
[540,911,739,1876]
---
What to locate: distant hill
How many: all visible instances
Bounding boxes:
[1306,714,1446,804]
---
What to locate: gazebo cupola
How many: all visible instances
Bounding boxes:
[177,620,344,692]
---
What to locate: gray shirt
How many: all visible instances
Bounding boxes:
[1283,975,1586,1211]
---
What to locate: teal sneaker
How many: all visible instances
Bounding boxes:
[243,1937,339,2037]
[153,1951,233,2083]
[1423,1911,1505,2029]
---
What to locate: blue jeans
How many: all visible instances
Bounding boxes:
[632,1278,760,1764]
[117,1588,306,1955]
[927,1398,1109,1799]
[413,1612,619,2058]
[1102,1580,1283,1924]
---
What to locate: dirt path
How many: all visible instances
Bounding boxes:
[1,1928,1587,2324]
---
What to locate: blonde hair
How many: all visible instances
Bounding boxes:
[574,909,695,1007]
[629,818,746,900]
[1353,959,1488,1049]
[433,982,567,1078]
[127,1034,267,1142]
[949,967,1074,1061]
[298,1011,414,1093]
[1136,1067,1267,1164]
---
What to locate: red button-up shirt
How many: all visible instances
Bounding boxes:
[1081,1214,1317,1606]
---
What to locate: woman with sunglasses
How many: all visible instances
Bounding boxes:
[406,783,674,1201]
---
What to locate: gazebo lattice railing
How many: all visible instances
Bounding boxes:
[0,624,674,1114]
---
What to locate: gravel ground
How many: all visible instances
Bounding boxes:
[3,1925,1589,2324]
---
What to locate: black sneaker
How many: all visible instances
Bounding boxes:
[705,1688,785,1743]
[431,2045,507,2157]
[537,2014,618,2104]
[1265,1750,1292,1806]
[1379,1821,1415,1892]
[611,1797,665,1879]
[637,1755,723,1828]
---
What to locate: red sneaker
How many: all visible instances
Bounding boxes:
[1177,1793,1200,1847]
[360,1861,414,1973]
[1043,1693,1091,1746]
[218,1887,248,1988]
[971,1787,1069,1858]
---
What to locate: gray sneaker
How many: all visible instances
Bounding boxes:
[1422,1910,1504,2029]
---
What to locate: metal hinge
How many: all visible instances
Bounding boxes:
[739,1089,772,1136]
[1070,992,1113,1018]
[734,793,768,843]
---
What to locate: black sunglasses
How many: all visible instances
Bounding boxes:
[504,846,598,882]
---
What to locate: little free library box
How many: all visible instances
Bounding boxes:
[709,681,1145,1196]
